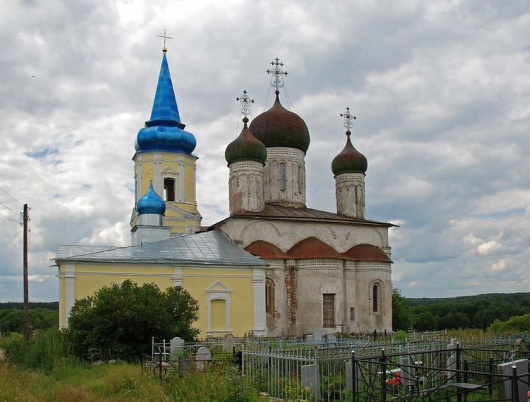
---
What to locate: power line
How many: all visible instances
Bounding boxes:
[0,200,19,215]
[0,186,21,205]
[0,212,21,225]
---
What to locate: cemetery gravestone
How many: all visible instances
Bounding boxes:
[223,334,235,352]
[301,363,320,396]
[195,346,212,371]
[445,338,458,380]
[170,336,185,360]
[497,359,528,402]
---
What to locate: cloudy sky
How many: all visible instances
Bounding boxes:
[1,0,529,302]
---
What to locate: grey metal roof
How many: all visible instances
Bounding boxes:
[56,230,265,266]
[211,204,395,228]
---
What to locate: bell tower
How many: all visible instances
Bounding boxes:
[131,35,201,235]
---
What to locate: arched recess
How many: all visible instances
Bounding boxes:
[240,219,282,244]
[345,226,386,248]
[370,280,384,314]
[265,277,275,314]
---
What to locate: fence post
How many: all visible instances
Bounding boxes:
[488,356,493,395]
[314,345,319,402]
[456,342,461,382]
[158,349,163,383]
[380,348,387,401]
[351,350,357,402]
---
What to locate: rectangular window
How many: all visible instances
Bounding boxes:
[323,293,335,327]
[350,307,355,321]
[164,178,175,201]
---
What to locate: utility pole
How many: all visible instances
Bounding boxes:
[22,203,31,341]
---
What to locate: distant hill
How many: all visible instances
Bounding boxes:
[0,302,59,310]
[405,292,530,331]
[407,292,530,307]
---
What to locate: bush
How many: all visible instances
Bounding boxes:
[66,281,199,361]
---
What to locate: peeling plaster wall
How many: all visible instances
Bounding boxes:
[218,217,392,336]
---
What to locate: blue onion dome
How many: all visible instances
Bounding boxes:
[249,91,310,153]
[332,131,368,176]
[136,183,166,215]
[225,117,267,165]
[135,52,197,154]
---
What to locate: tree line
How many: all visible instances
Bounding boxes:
[392,290,530,332]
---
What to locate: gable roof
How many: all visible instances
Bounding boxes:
[56,230,265,267]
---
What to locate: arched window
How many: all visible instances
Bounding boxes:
[279,163,286,191]
[373,285,378,312]
[372,282,382,313]
[265,277,275,314]
[298,165,303,193]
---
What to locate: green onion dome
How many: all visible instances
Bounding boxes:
[332,131,367,176]
[249,91,310,153]
[225,117,267,165]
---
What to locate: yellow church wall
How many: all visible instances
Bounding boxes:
[181,267,254,337]
[57,262,257,338]
[72,263,174,301]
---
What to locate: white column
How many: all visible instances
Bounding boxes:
[172,267,182,287]
[154,154,162,194]
[178,162,185,202]
[135,156,143,200]
[253,268,267,336]
[63,263,76,328]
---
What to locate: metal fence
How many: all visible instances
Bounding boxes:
[145,338,242,379]
[242,339,530,401]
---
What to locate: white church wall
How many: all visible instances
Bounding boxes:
[223,218,390,252]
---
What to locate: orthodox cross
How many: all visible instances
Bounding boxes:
[157,29,173,52]
[340,107,356,132]
[236,90,254,117]
[266,58,288,91]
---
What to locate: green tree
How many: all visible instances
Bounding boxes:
[66,280,199,361]
[413,310,438,331]
[489,313,530,332]
[0,309,58,332]
[392,288,413,331]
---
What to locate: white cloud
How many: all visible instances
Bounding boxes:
[2,0,530,301]
[490,259,508,273]
[477,241,501,256]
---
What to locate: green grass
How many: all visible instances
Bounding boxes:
[0,330,263,401]
[0,361,266,401]
[0,361,168,401]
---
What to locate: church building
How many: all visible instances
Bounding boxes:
[55,45,393,338]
